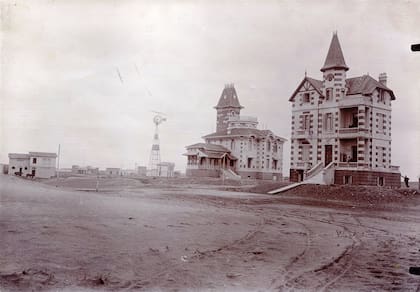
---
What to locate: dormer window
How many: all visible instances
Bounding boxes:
[378,90,385,103]
[303,93,310,103]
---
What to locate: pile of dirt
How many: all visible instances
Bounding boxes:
[279,184,420,206]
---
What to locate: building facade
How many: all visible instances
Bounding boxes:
[105,168,121,176]
[289,33,400,187]
[185,84,286,180]
[8,152,57,178]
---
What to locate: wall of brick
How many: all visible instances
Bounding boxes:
[334,170,401,187]
[186,169,220,178]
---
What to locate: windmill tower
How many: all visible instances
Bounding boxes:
[148,113,166,177]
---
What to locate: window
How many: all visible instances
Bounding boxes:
[378,90,385,103]
[273,143,277,153]
[247,158,252,168]
[32,158,37,164]
[24,167,27,170]
[344,175,352,185]
[303,93,310,103]
[377,177,385,186]
[326,88,333,101]
[230,140,235,149]
[378,114,385,133]
[273,159,278,170]
[303,115,310,130]
[12,166,15,169]
[324,113,333,131]
[267,140,271,151]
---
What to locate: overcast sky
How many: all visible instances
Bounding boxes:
[1,0,419,178]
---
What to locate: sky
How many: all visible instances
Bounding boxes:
[1,0,419,178]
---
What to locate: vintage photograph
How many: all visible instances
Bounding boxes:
[1,0,419,291]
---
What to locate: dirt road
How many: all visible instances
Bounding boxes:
[1,175,420,291]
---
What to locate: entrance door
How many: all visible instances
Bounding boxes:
[324,145,333,166]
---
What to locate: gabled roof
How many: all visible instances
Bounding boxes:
[214,84,243,109]
[321,33,349,72]
[346,75,396,100]
[289,76,324,101]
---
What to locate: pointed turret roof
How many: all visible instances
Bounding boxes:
[321,32,349,72]
[214,84,243,109]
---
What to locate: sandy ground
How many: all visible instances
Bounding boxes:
[1,175,420,291]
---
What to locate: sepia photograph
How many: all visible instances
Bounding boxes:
[1,0,420,291]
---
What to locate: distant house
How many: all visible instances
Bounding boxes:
[71,165,99,175]
[157,162,175,177]
[8,152,57,178]
[185,84,286,180]
[105,167,121,176]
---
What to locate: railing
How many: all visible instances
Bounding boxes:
[336,162,369,169]
[305,162,323,180]
[296,162,312,169]
[296,129,313,136]
[390,165,400,171]
[228,115,258,123]
[338,127,369,135]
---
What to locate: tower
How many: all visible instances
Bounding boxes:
[148,114,166,177]
[320,32,349,101]
[214,84,243,133]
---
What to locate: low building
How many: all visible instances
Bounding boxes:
[71,165,99,175]
[8,152,57,178]
[105,167,121,176]
[185,84,286,180]
[157,162,175,177]
[137,166,147,176]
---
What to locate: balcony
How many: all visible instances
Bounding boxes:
[338,96,369,108]
[338,127,369,138]
[294,129,314,139]
[390,165,400,172]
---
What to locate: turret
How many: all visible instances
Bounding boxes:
[321,32,348,101]
[214,84,243,132]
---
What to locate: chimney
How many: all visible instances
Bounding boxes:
[378,73,387,86]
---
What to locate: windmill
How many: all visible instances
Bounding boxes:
[148,111,167,177]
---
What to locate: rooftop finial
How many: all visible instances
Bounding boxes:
[304,69,307,77]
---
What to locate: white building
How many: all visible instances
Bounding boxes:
[157,162,175,177]
[105,167,121,176]
[185,84,286,180]
[8,152,57,178]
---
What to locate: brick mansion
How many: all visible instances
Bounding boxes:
[289,33,400,187]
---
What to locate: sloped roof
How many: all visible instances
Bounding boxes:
[346,75,396,100]
[289,76,324,101]
[185,143,237,160]
[214,84,243,109]
[321,33,349,72]
[203,128,286,141]
[186,143,230,152]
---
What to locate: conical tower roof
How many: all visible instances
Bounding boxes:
[214,84,243,109]
[321,32,349,72]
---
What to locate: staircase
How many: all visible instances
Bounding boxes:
[220,168,241,180]
[268,162,335,194]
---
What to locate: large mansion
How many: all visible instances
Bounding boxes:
[185,84,286,180]
[289,33,400,187]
